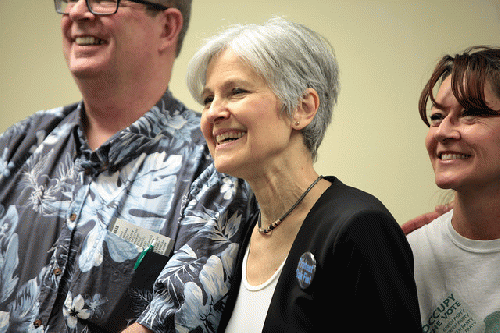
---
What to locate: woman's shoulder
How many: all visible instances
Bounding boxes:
[300,177,411,268]
[318,176,393,220]
[303,177,399,244]
[406,210,452,246]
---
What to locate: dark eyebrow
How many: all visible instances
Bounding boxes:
[202,79,249,97]
[430,103,444,111]
[430,100,454,113]
[201,86,212,97]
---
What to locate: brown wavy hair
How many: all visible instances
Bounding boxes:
[419,46,500,126]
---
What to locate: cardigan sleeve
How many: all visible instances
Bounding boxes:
[331,209,422,332]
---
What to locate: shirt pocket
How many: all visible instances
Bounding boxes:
[67,229,171,331]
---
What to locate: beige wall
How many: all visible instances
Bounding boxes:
[1,1,499,224]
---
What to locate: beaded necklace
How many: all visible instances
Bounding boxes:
[257,175,323,235]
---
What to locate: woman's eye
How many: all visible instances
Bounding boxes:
[429,113,444,126]
[459,108,495,124]
[203,95,214,107]
[462,108,497,118]
[232,88,247,95]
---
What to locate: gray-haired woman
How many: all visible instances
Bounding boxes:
[187,17,421,332]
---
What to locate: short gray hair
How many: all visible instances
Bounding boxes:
[186,17,340,161]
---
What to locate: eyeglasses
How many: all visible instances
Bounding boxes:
[54,0,169,15]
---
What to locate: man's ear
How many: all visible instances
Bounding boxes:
[292,88,320,130]
[158,8,183,53]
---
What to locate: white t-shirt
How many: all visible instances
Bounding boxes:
[407,210,500,333]
[225,246,286,333]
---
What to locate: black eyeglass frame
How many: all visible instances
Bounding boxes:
[54,0,169,15]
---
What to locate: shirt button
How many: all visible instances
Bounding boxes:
[100,161,109,172]
[53,268,62,276]
[69,213,77,222]
[33,319,42,328]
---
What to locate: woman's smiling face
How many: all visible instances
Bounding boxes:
[425,75,500,192]
[200,49,293,179]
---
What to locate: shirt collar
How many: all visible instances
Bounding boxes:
[75,90,196,175]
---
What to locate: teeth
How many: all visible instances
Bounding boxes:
[75,37,105,46]
[441,154,470,160]
[216,132,245,145]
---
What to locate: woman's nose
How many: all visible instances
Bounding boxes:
[434,116,461,143]
[205,98,230,123]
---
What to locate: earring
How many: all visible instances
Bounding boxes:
[295,121,300,126]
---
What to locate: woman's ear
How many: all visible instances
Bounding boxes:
[292,88,320,130]
[158,8,183,54]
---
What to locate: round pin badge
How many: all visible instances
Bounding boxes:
[296,251,316,289]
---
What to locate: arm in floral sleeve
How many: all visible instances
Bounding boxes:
[0,113,38,182]
[136,163,253,333]
[0,106,74,186]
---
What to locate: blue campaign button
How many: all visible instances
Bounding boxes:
[296,251,316,289]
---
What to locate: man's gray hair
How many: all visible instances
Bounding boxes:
[186,17,340,160]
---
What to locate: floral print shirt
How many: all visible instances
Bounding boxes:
[0,91,252,332]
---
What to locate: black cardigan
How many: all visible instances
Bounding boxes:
[219,177,421,332]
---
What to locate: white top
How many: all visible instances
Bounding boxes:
[225,246,286,333]
[407,210,500,333]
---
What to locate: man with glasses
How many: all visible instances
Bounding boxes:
[0,0,251,332]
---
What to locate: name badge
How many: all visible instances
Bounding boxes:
[296,251,316,289]
[109,218,174,257]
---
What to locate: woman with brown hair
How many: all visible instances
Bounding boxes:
[408,46,500,332]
